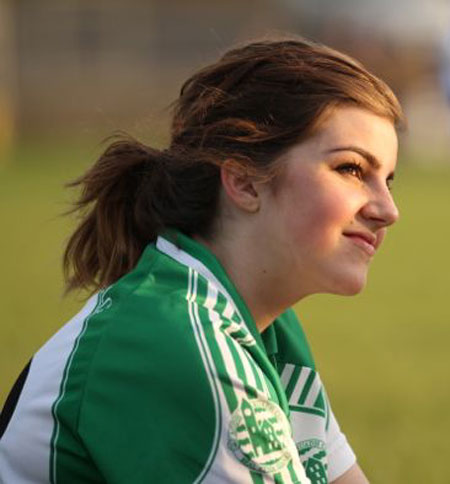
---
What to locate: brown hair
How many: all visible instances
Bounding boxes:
[63,36,405,293]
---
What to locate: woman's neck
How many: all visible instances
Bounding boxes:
[194,230,301,333]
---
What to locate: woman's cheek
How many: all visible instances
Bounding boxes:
[308,198,351,248]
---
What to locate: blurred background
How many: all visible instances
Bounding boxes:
[1,1,449,482]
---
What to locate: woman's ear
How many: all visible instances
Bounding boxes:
[220,161,260,213]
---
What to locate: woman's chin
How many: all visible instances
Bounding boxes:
[324,271,368,296]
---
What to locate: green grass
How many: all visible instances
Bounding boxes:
[1,143,449,483]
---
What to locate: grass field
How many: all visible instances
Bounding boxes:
[1,141,449,483]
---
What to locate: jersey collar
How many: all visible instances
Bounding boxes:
[156,229,265,350]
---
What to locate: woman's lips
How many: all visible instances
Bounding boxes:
[343,232,377,256]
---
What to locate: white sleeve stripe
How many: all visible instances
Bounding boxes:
[289,368,311,406]
[186,269,222,483]
[280,363,295,388]
[303,374,322,407]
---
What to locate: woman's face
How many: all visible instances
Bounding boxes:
[257,106,399,301]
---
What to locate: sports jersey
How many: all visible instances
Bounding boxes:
[264,314,355,483]
[0,230,355,483]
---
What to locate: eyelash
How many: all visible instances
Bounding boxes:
[336,162,364,180]
[386,177,394,192]
[336,162,395,191]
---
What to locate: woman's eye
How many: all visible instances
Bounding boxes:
[336,162,364,180]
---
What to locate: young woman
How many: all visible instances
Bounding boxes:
[0,37,404,484]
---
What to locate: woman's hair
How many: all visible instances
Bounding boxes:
[63,36,405,293]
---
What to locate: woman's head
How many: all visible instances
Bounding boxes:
[64,36,405,293]
[234,105,399,312]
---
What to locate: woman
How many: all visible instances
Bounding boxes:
[0,37,404,483]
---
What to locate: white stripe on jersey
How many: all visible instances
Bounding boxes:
[188,270,255,484]
[186,268,223,484]
[157,236,255,345]
[204,278,271,399]
[222,300,234,319]
[289,367,311,406]
[204,281,266,400]
[303,374,322,408]
[279,466,298,484]
[0,294,99,484]
[244,351,272,399]
[157,236,233,312]
[280,363,295,388]
[205,280,219,310]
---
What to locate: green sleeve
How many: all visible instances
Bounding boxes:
[77,295,217,483]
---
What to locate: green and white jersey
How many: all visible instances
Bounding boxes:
[0,231,355,483]
[264,315,356,483]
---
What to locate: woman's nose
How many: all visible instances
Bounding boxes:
[361,186,400,227]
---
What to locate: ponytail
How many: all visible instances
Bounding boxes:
[64,134,221,294]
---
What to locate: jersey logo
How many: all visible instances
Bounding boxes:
[93,289,112,315]
[227,397,292,474]
[297,439,328,484]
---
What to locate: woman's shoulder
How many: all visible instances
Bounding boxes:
[44,246,214,419]
[88,242,202,341]
[72,280,207,383]
[36,286,217,483]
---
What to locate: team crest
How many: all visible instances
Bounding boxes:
[227,397,293,474]
[297,439,328,484]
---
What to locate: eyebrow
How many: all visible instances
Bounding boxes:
[326,145,382,170]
